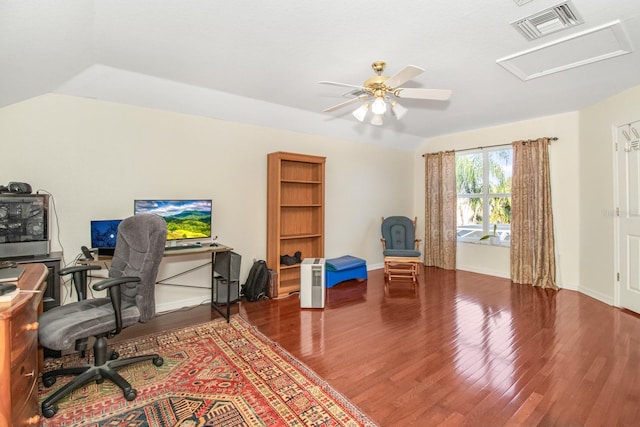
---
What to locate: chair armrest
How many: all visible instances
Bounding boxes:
[59,264,103,300]
[59,264,102,276]
[381,238,387,250]
[92,276,141,336]
[414,238,422,251]
[92,276,141,292]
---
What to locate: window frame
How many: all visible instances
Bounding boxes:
[455,146,512,246]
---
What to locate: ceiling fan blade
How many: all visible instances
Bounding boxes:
[384,65,424,88]
[342,88,368,98]
[394,88,452,101]
[318,80,365,90]
[323,95,369,113]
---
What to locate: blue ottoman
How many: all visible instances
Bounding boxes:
[325,255,367,288]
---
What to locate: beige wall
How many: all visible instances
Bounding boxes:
[579,85,640,304]
[0,94,413,311]
[412,84,640,305]
[413,112,581,289]
[4,85,640,310]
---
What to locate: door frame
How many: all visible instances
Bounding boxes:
[613,119,640,310]
[613,123,621,308]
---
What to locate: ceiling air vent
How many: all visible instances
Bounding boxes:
[512,1,584,41]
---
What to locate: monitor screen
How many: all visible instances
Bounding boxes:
[0,194,48,243]
[133,199,212,241]
[90,219,122,249]
[0,194,50,258]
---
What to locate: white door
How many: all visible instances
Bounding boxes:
[618,120,640,313]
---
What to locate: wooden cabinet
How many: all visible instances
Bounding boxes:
[0,263,47,427]
[11,252,62,311]
[267,152,325,298]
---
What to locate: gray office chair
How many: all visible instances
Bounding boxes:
[39,214,167,418]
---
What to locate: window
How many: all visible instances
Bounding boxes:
[455,147,512,244]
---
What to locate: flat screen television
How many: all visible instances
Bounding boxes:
[133,199,212,242]
[90,219,122,250]
[0,194,49,257]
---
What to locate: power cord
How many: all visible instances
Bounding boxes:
[60,252,83,305]
[156,299,212,317]
[35,189,67,268]
[59,251,106,304]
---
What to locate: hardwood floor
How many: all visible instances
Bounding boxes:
[113,267,640,426]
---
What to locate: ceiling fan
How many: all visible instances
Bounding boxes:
[319,61,452,126]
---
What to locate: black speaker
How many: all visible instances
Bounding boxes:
[214,251,241,282]
[8,182,32,194]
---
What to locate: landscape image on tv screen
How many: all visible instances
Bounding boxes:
[134,199,212,241]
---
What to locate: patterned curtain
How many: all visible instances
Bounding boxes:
[510,138,558,289]
[424,151,457,269]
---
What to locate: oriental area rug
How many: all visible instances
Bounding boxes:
[39,316,377,427]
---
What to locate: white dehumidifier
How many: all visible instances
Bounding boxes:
[300,258,325,308]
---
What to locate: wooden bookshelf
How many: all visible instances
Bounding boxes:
[267,152,325,298]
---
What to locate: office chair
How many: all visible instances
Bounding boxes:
[380,216,422,282]
[52,264,102,357]
[39,214,167,418]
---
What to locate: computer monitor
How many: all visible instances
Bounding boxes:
[0,194,49,257]
[90,219,122,251]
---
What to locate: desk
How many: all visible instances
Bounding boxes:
[0,263,47,427]
[161,244,236,322]
[89,244,236,322]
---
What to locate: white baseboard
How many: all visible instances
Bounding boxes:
[368,262,384,271]
[156,296,211,314]
[577,286,614,306]
[455,264,510,279]
[155,264,605,312]
[154,262,384,313]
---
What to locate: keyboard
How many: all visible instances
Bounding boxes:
[165,244,203,251]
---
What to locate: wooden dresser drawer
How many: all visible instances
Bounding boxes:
[11,340,38,418]
[12,393,40,427]
[10,303,39,365]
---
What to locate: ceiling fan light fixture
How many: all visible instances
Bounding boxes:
[352,103,369,122]
[391,102,408,120]
[370,114,384,126]
[320,61,452,126]
[371,97,387,115]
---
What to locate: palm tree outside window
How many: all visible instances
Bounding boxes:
[455,147,512,245]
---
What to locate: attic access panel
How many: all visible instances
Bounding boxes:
[497,20,633,81]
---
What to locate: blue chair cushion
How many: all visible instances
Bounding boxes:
[383,249,421,258]
[381,216,418,251]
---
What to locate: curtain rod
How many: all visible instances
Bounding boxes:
[422,137,558,156]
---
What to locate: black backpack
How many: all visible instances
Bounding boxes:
[242,260,270,301]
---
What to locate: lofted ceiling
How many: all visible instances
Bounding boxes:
[2,0,639,150]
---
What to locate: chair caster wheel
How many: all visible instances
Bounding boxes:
[42,375,57,388]
[42,404,58,418]
[124,388,137,401]
[110,350,119,360]
[153,357,164,367]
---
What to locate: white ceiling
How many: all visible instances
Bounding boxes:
[2,0,640,150]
